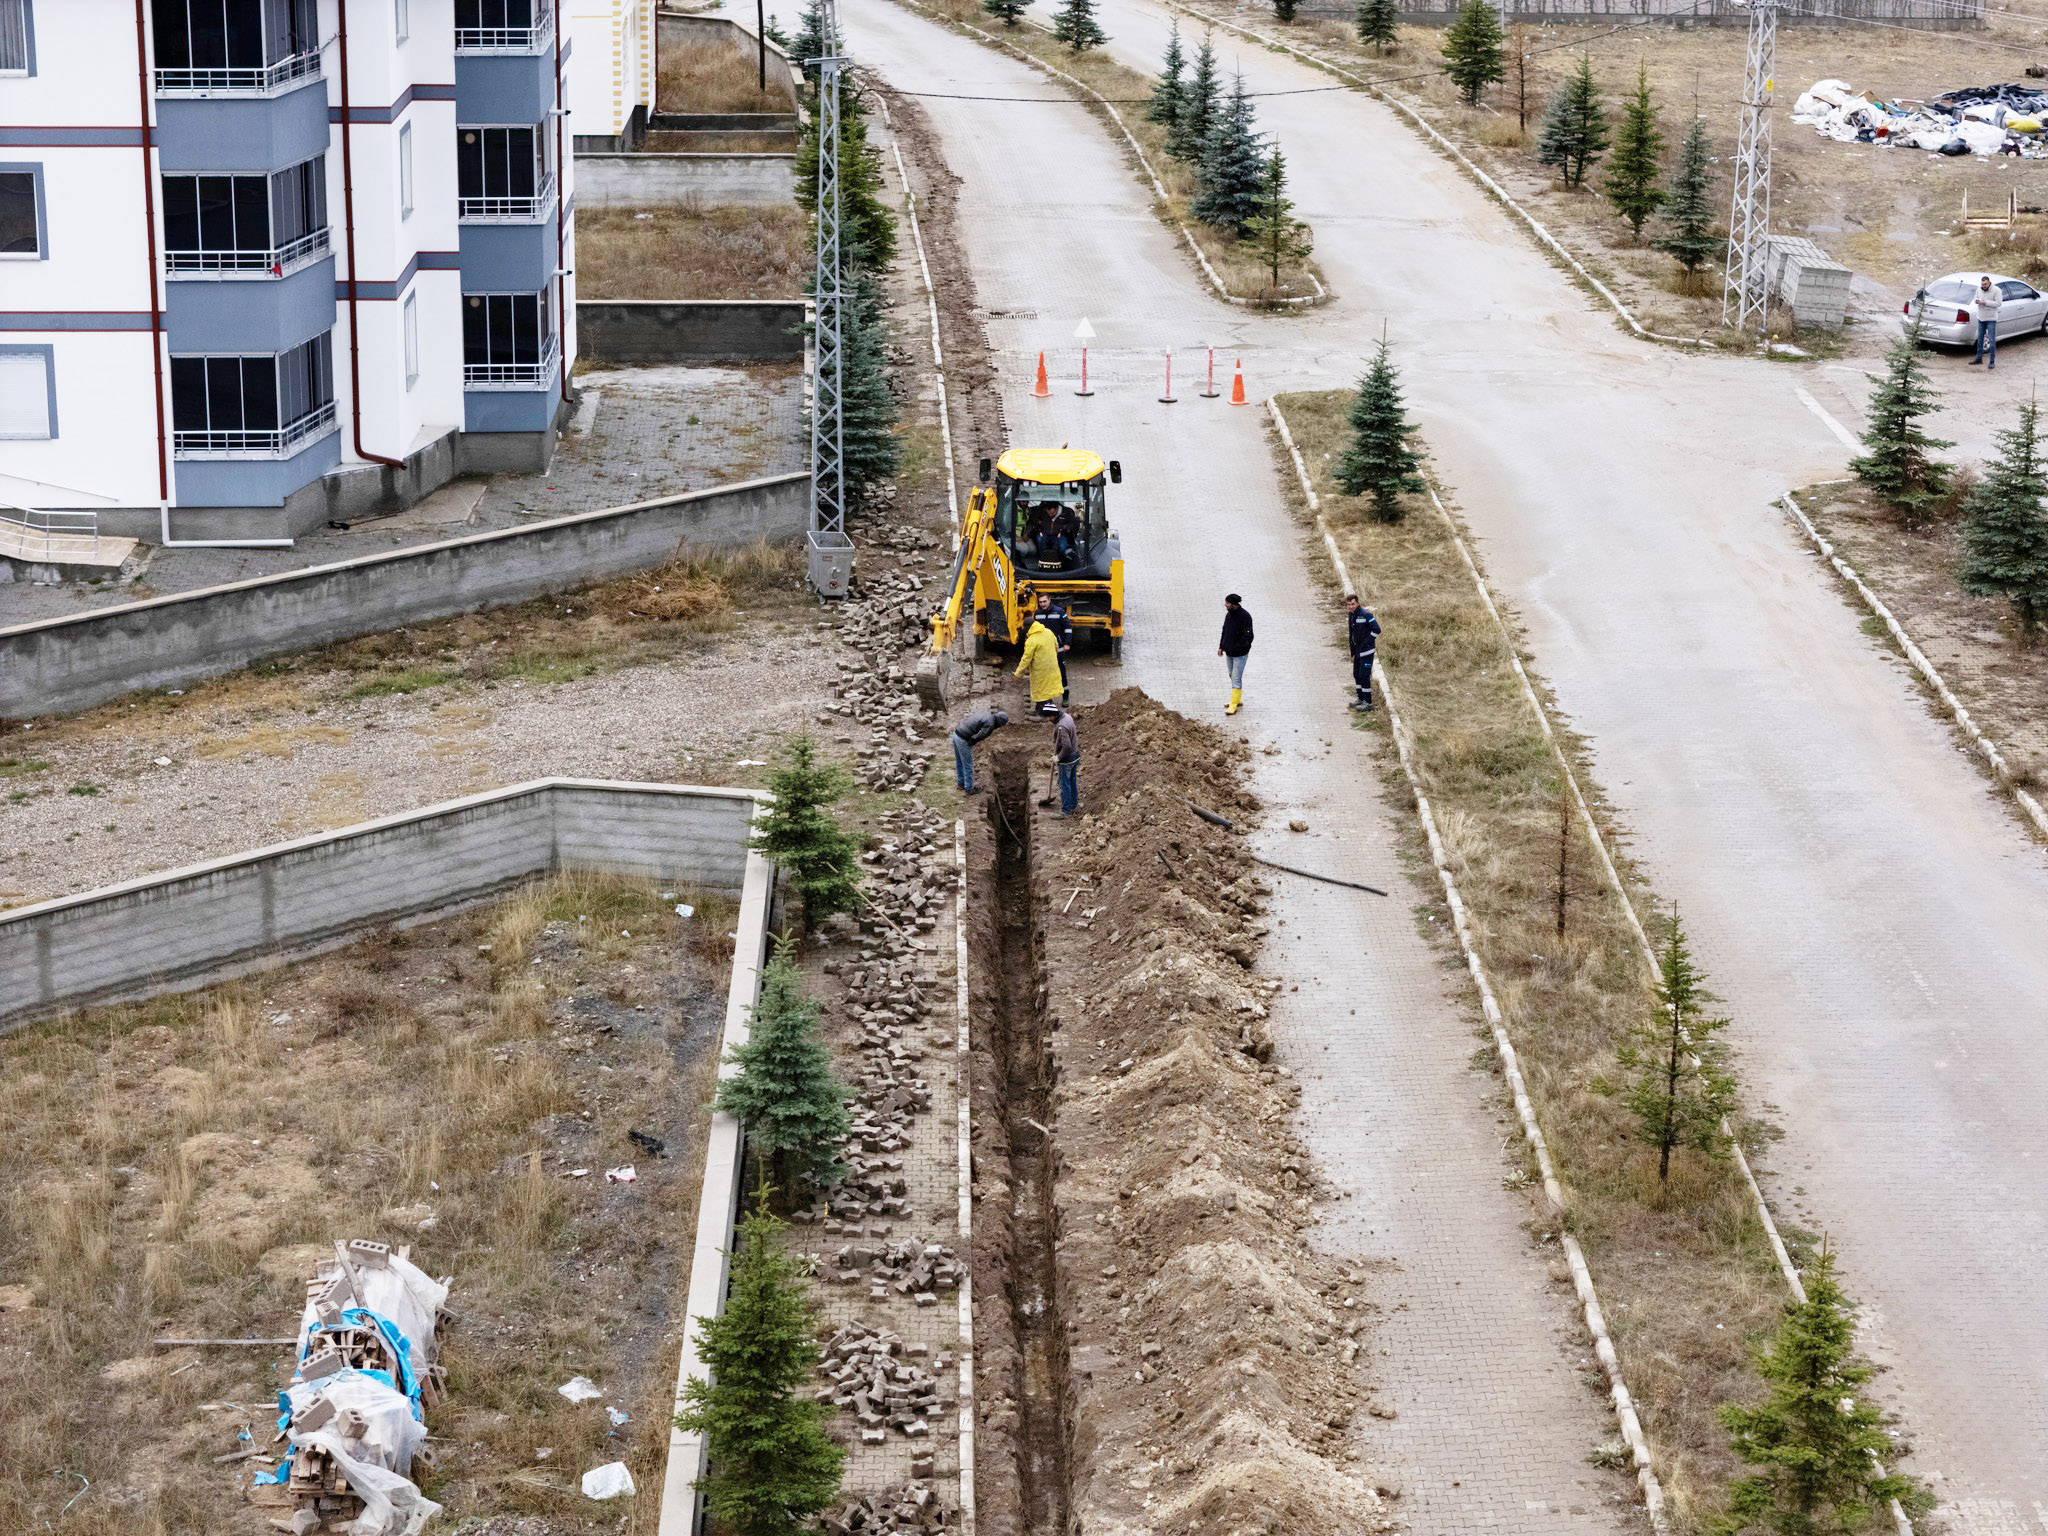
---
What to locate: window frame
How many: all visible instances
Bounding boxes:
[461,289,556,387]
[399,122,415,219]
[169,334,337,457]
[0,163,47,261]
[403,290,420,389]
[395,0,409,43]
[0,343,57,441]
[0,0,36,77]
[161,157,329,276]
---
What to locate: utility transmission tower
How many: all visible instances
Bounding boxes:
[1722,0,1778,333]
[806,0,854,597]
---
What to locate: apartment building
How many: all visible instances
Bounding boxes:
[0,0,577,541]
[565,0,654,153]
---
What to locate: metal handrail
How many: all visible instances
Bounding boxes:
[457,175,556,223]
[173,402,338,459]
[0,503,103,563]
[463,336,560,389]
[155,50,322,96]
[164,227,331,277]
[454,9,554,53]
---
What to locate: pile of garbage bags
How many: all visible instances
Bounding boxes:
[1791,79,2048,158]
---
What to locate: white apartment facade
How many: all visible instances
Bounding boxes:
[0,0,577,540]
[565,0,653,153]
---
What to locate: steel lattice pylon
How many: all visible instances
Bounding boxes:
[1722,0,1778,332]
[806,0,854,597]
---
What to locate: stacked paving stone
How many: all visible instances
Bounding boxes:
[818,1238,964,1309]
[821,519,950,790]
[818,1321,952,1443]
[816,1482,957,1533]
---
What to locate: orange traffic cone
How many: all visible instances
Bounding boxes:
[1228,359,1248,406]
[1032,352,1051,399]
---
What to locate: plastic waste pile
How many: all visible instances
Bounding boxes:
[248,1241,452,1536]
[1792,79,2048,158]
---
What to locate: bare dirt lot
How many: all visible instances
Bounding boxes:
[0,874,732,1536]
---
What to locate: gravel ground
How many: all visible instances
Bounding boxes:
[0,364,805,628]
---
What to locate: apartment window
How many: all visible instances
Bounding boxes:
[0,0,34,76]
[0,347,55,440]
[463,292,555,386]
[0,166,43,258]
[394,0,409,42]
[163,157,328,274]
[170,333,336,456]
[399,123,414,219]
[456,125,552,220]
[154,0,320,92]
[454,0,552,52]
[403,292,420,389]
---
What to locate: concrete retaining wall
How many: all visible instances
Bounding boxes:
[0,471,807,720]
[575,151,797,208]
[578,300,806,364]
[0,779,767,1031]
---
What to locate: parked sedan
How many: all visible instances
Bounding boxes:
[1905,271,2048,347]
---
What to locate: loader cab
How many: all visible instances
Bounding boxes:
[987,448,1120,582]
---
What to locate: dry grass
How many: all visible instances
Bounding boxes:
[896,0,1327,303]
[575,204,810,301]
[657,28,796,115]
[0,873,731,1534]
[1276,390,1800,1531]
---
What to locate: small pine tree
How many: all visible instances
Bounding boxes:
[1959,395,2048,637]
[1334,338,1427,523]
[1051,0,1107,51]
[790,0,827,82]
[1439,0,1505,108]
[1850,316,1953,527]
[1655,114,1721,283]
[1168,32,1221,161]
[1355,0,1398,53]
[1616,909,1735,1185]
[763,15,793,50]
[717,940,853,1193]
[1242,148,1313,289]
[676,1205,845,1536]
[984,0,1028,23]
[1537,54,1609,190]
[1715,1249,1930,1536]
[1274,0,1300,20]
[1147,22,1187,128]
[750,734,863,932]
[795,83,896,275]
[839,272,901,499]
[1603,64,1665,241]
[1193,74,1267,238]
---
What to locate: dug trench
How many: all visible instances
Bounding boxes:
[964,690,1396,1536]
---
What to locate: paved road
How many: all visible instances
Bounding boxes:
[862,2,2048,1529]
[853,2,1643,1528]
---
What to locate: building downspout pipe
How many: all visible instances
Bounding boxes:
[553,6,569,407]
[336,0,405,471]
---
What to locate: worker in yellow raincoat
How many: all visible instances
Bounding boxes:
[1014,618,1064,718]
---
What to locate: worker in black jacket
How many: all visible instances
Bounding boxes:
[1033,591,1073,702]
[1217,593,1253,716]
[1345,594,1381,712]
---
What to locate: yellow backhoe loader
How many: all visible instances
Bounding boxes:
[927,447,1126,663]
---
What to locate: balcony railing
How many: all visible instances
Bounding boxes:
[155,50,322,97]
[454,9,554,54]
[458,175,556,224]
[174,402,337,460]
[463,337,559,390]
[165,227,331,278]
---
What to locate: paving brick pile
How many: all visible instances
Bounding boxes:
[817,1237,964,1308]
[816,1480,957,1533]
[817,1321,953,1443]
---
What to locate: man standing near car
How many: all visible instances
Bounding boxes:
[1972,275,2003,369]
[1345,594,1381,712]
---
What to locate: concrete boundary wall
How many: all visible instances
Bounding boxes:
[0,472,807,720]
[578,300,806,365]
[0,779,769,1032]
[575,151,798,208]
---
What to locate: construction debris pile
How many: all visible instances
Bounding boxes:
[816,1320,953,1442]
[818,1481,958,1534]
[1793,79,2048,157]
[248,1241,451,1536]
[816,1236,966,1307]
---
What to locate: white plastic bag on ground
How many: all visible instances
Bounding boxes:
[558,1375,604,1403]
[582,1462,637,1500]
[1958,119,2008,153]
[1793,78,1857,119]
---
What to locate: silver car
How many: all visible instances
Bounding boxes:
[1905,271,2048,347]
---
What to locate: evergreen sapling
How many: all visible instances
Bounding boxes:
[1168,32,1221,161]
[1715,1248,1931,1536]
[1440,0,1506,107]
[675,1204,846,1535]
[1537,54,1609,189]
[1355,0,1399,54]
[1958,394,2048,637]
[717,940,853,1194]
[749,733,864,932]
[1193,73,1268,238]
[1850,316,1953,527]
[1616,909,1735,1185]
[839,272,902,499]
[984,0,1027,23]
[1242,147,1313,289]
[790,0,827,82]
[1148,22,1187,128]
[1655,114,1721,284]
[1052,0,1107,51]
[1603,63,1665,240]
[1274,0,1299,21]
[1335,337,1427,522]
[796,83,896,275]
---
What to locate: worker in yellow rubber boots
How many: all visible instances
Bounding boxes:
[1015,615,1065,719]
[1217,593,1253,715]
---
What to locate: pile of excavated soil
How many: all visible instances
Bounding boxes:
[974,689,1394,1536]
